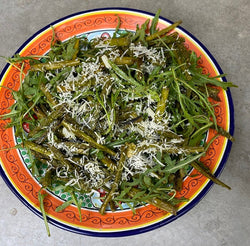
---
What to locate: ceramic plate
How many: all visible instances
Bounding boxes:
[0,8,234,237]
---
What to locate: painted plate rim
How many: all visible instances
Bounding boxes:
[0,7,234,237]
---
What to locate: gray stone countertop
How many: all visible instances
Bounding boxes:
[0,1,249,245]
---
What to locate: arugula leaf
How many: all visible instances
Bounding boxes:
[150,9,161,35]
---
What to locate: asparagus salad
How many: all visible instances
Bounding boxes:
[1,11,236,235]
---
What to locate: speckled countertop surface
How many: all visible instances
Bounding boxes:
[0,1,249,245]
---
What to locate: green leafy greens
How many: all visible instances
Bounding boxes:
[1,10,236,236]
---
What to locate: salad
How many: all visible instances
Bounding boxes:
[1,10,236,236]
